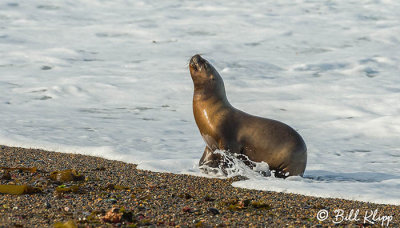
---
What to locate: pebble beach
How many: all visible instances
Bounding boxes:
[0,145,398,227]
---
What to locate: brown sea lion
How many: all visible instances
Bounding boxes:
[189,54,307,178]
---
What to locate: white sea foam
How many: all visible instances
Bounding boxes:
[198,150,271,178]
[0,0,399,205]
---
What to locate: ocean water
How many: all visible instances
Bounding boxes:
[1,1,399,205]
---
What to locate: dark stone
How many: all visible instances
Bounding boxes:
[242,199,251,207]
[182,207,193,213]
[1,172,11,180]
[207,207,220,215]
[184,193,192,199]
[121,211,134,223]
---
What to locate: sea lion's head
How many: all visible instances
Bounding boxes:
[189,54,226,99]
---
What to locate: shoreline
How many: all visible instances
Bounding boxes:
[0,145,398,227]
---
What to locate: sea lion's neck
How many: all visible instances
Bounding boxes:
[193,94,231,110]
[193,90,232,143]
[193,92,229,104]
[193,83,230,104]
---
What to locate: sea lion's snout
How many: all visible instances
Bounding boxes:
[190,54,206,72]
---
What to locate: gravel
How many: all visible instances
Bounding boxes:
[0,145,398,227]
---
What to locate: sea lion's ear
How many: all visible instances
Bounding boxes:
[209,74,216,81]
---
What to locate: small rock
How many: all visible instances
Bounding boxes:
[240,199,251,207]
[182,206,193,213]
[204,195,215,202]
[1,172,11,180]
[207,207,220,215]
[121,211,133,223]
[106,198,117,204]
[184,193,192,199]
[136,213,145,220]
[101,207,123,223]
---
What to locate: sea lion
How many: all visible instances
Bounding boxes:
[189,54,307,178]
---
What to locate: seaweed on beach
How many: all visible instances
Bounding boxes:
[49,169,85,182]
[0,184,41,195]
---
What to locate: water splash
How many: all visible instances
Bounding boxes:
[199,150,271,179]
